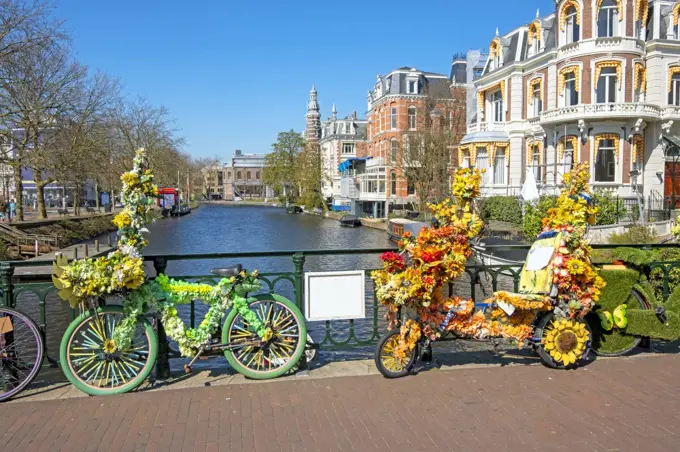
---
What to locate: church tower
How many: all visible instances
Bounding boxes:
[305,85,321,143]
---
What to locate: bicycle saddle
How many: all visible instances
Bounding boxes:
[211,264,243,277]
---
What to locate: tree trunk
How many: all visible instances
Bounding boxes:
[74,187,80,216]
[33,169,48,219]
[95,182,100,211]
[13,166,23,221]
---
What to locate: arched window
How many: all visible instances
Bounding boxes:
[408,107,417,130]
[390,105,397,129]
[237,171,242,179]
[597,0,619,38]
[390,171,397,196]
[390,140,398,163]
[255,171,260,179]
[246,171,251,180]
[565,5,579,44]
[635,0,648,39]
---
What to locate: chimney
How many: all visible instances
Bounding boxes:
[235,149,242,156]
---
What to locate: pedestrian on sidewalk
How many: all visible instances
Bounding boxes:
[9,199,16,223]
[2,200,8,222]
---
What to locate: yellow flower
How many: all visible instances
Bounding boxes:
[566,259,586,275]
[113,212,132,228]
[121,172,139,187]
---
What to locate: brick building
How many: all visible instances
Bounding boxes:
[462,0,680,208]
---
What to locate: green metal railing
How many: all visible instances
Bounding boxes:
[2,243,680,377]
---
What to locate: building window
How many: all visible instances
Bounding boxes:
[345,123,351,134]
[476,149,489,185]
[595,140,616,182]
[565,6,580,44]
[670,73,680,106]
[390,140,397,163]
[342,143,355,154]
[237,171,242,179]
[564,72,579,106]
[596,67,617,103]
[462,151,470,168]
[408,107,417,130]
[246,171,251,179]
[227,171,232,181]
[408,80,416,94]
[391,107,397,129]
[407,179,416,196]
[256,171,260,179]
[493,150,506,185]
[532,83,542,117]
[563,142,575,176]
[597,0,618,38]
[390,171,397,196]
[492,91,503,122]
[531,145,542,183]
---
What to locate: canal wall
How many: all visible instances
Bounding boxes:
[305,209,388,231]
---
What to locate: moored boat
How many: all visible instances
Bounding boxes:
[287,205,302,214]
[387,218,428,243]
[340,215,362,228]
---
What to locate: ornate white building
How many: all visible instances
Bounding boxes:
[461,0,680,209]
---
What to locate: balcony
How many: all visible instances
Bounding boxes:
[539,103,662,125]
[556,37,644,60]
[663,106,680,119]
[466,121,507,134]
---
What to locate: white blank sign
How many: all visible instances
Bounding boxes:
[305,271,365,321]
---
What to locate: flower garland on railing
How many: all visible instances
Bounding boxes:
[52,148,269,357]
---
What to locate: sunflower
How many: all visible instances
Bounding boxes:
[565,258,586,275]
[543,318,590,366]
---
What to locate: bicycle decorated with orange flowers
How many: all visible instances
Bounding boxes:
[373,164,605,378]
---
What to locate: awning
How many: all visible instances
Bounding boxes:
[338,157,372,173]
[460,130,509,145]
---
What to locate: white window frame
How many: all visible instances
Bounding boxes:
[493,151,505,185]
[408,107,417,130]
[408,80,417,94]
[597,2,619,38]
[476,149,489,186]
[492,91,503,122]
[342,143,355,155]
[390,171,397,196]
[390,107,397,130]
[532,83,542,117]
[565,6,579,44]
[671,74,680,106]
[564,72,579,106]
[596,67,618,104]
[390,140,397,164]
[595,140,617,183]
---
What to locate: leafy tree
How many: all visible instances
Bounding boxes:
[262,130,305,202]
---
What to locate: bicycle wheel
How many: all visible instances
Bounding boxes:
[589,289,647,357]
[535,311,592,369]
[60,305,157,396]
[222,294,306,380]
[0,308,44,402]
[374,330,417,378]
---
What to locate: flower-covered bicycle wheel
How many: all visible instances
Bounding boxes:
[60,306,157,396]
[535,312,591,369]
[222,295,306,379]
[375,329,418,378]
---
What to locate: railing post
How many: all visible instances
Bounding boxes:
[0,263,15,308]
[291,253,309,374]
[153,256,171,379]
[292,253,305,311]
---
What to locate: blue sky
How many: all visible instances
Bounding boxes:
[55,0,554,160]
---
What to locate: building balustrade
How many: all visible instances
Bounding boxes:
[540,103,662,124]
[466,121,507,134]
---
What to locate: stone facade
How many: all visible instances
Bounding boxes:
[462,0,680,209]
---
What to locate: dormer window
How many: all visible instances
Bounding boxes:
[408,80,416,94]
[345,123,351,134]
[597,0,620,38]
[528,20,541,56]
[565,5,579,44]
[489,37,502,70]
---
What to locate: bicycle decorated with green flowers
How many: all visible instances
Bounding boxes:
[52,150,306,396]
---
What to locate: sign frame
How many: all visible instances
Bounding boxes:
[304,270,366,321]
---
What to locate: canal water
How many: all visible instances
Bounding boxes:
[18,204,517,370]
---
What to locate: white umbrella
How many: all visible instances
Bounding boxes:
[521,168,540,203]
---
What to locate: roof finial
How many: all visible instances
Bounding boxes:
[331,103,337,120]
[536,8,540,19]
[496,27,499,37]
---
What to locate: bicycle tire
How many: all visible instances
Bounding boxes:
[534,311,592,369]
[374,329,417,378]
[222,294,306,380]
[0,307,44,402]
[60,305,157,396]
[590,288,648,357]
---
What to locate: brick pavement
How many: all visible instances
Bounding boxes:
[2,354,680,452]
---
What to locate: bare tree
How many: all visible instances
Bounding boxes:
[398,83,467,211]
[0,40,84,219]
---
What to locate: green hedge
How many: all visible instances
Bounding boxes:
[522,196,556,239]
[478,196,522,226]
